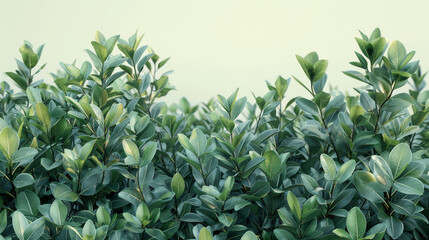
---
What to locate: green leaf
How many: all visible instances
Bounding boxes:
[296,97,319,115]
[96,206,111,226]
[12,211,29,240]
[335,160,356,183]
[243,181,270,200]
[26,87,42,105]
[83,220,96,239]
[199,227,213,240]
[117,43,135,59]
[0,210,6,234]
[296,54,314,81]
[389,199,416,216]
[320,154,336,181]
[52,184,79,202]
[65,96,88,118]
[350,105,365,124]
[190,128,207,157]
[384,216,403,239]
[218,176,235,201]
[50,199,67,226]
[314,91,331,109]
[230,97,247,120]
[371,155,394,185]
[6,72,27,90]
[136,202,150,225]
[104,103,124,127]
[122,139,140,162]
[16,191,40,216]
[275,76,288,99]
[346,207,366,239]
[141,141,157,167]
[91,41,108,62]
[301,174,321,195]
[146,228,166,240]
[353,171,384,203]
[20,45,39,69]
[35,102,51,130]
[89,104,104,126]
[13,173,35,188]
[313,60,328,82]
[241,231,259,240]
[260,150,282,180]
[178,133,196,154]
[274,229,296,240]
[171,173,185,198]
[370,37,386,63]
[388,143,411,179]
[393,177,424,195]
[62,64,81,79]
[118,188,143,206]
[0,127,19,161]
[287,191,301,221]
[333,228,352,239]
[23,218,45,240]
[79,140,96,161]
[388,40,406,69]
[219,115,235,133]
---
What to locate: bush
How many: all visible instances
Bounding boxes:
[0,28,428,240]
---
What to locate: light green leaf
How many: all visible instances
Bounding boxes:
[320,154,336,181]
[0,127,19,161]
[275,75,288,99]
[96,206,111,226]
[313,60,328,82]
[13,173,35,188]
[79,140,96,161]
[393,177,424,195]
[50,199,67,226]
[122,139,140,162]
[83,219,96,238]
[218,176,235,201]
[23,218,44,240]
[199,227,212,240]
[241,231,259,240]
[190,128,207,156]
[296,98,319,116]
[388,40,406,69]
[35,102,51,130]
[104,103,124,127]
[390,199,416,216]
[52,184,79,202]
[336,160,356,183]
[346,207,366,239]
[287,191,301,221]
[388,143,411,179]
[178,133,196,154]
[171,173,185,198]
[260,150,282,180]
[12,147,37,165]
[12,211,29,240]
[333,228,352,239]
[350,105,365,123]
[91,41,108,62]
[384,216,403,239]
[16,191,40,216]
[0,209,6,234]
[141,142,157,167]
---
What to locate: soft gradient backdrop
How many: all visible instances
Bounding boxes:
[1,0,429,104]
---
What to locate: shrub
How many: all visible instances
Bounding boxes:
[0,28,428,239]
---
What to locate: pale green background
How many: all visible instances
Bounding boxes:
[1,0,429,104]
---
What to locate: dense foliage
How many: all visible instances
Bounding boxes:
[0,28,428,240]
